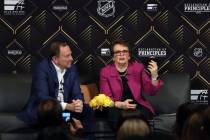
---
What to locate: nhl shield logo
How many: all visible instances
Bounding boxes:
[97,0,115,18]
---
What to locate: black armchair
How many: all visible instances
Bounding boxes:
[144,73,190,133]
[0,74,38,140]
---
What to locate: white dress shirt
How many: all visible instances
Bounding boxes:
[52,61,67,110]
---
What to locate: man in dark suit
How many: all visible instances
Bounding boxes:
[16,42,94,138]
[18,42,83,124]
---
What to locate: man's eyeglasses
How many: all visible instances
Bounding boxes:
[114,50,129,56]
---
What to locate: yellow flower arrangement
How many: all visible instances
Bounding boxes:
[89,94,114,110]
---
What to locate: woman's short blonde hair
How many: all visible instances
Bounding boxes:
[117,118,151,140]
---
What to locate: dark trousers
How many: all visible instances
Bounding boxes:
[71,104,95,140]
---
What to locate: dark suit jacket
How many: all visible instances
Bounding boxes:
[18,59,83,124]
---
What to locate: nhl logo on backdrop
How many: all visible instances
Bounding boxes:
[97,0,115,18]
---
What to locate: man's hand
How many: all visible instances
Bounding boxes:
[66,99,83,113]
[147,60,158,80]
[115,99,137,110]
[73,99,83,113]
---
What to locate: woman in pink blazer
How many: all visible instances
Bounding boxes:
[99,40,163,130]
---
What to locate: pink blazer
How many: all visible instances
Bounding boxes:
[99,61,163,114]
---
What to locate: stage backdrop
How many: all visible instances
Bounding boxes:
[0,0,209,98]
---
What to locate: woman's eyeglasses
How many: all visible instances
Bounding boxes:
[114,50,129,56]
